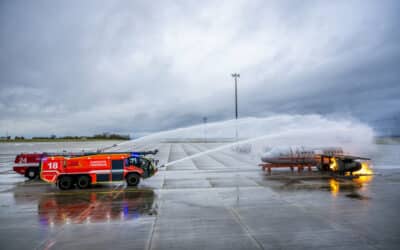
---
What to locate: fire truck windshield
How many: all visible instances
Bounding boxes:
[127,157,149,169]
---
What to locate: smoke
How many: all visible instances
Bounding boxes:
[113,114,375,157]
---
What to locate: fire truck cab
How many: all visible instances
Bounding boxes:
[40,153,158,190]
[13,153,43,179]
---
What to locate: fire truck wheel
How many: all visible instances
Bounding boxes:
[58,176,73,190]
[26,168,37,180]
[77,175,91,189]
[126,173,140,186]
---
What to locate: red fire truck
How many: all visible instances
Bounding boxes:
[40,153,159,190]
[13,150,158,180]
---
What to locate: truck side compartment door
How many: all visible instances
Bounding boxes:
[111,160,124,181]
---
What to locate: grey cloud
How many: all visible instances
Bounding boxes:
[0,0,399,137]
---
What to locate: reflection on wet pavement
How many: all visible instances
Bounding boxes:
[265,172,374,199]
[328,177,372,198]
[37,188,156,225]
[329,179,340,197]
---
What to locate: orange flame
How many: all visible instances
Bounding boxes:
[329,162,373,196]
[355,162,373,175]
[329,157,338,171]
[353,162,373,184]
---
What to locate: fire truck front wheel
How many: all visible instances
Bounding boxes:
[126,173,141,186]
[58,176,73,190]
[77,175,91,189]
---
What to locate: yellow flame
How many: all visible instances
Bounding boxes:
[329,179,339,197]
[329,157,338,171]
[354,162,373,175]
[329,162,373,196]
[353,162,373,184]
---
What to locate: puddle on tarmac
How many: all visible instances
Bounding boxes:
[266,172,373,199]
[37,188,157,226]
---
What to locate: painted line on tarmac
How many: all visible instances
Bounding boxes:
[0,170,14,174]
[229,207,265,250]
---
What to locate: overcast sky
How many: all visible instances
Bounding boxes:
[1,0,399,137]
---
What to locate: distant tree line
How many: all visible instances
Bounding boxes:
[91,133,130,140]
[8,133,130,141]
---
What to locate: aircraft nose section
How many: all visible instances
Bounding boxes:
[261,152,274,163]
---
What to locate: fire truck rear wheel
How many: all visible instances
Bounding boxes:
[58,176,73,190]
[26,168,37,180]
[77,175,91,189]
[126,173,140,186]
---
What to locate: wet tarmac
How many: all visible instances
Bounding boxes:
[0,142,400,249]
